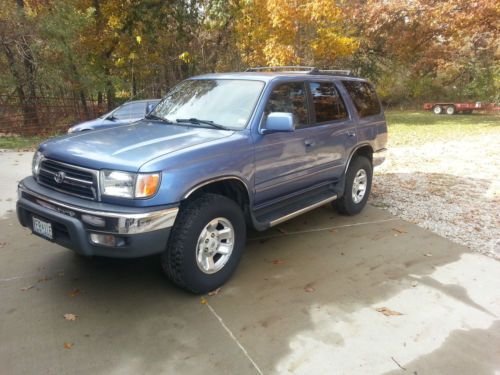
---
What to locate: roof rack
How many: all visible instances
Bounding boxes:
[245,66,352,76]
[245,66,317,73]
[315,69,352,76]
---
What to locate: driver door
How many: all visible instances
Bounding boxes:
[253,82,324,206]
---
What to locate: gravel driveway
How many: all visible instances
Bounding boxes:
[371,132,500,259]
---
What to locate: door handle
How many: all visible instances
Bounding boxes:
[347,130,356,137]
[304,139,316,147]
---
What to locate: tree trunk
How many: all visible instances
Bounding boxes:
[63,38,89,119]
[2,43,38,135]
[14,0,40,134]
[97,91,103,115]
[105,65,115,111]
[132,65,137,98]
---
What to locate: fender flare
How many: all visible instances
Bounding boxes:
[344,143,374,174]
[182,176,252,202]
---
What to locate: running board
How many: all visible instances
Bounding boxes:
[269,194,338,227]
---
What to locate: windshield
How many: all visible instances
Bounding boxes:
[152,79,265,129]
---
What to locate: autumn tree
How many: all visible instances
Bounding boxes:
[345,0,500,104]
[236,0,358,67]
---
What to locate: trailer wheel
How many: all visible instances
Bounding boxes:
[433,105,443,115]
[446,106,456,115]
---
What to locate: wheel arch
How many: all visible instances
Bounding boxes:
[182,176,252,210]
[344,144,374,173]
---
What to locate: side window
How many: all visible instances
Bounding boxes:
[113,102,146,119]
[342,81,381,118]
[309,82,348,123]
[265,82,308,129]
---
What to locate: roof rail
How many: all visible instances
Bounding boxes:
[245,66,316,73]
[314,69,352,76]
[245,66,353,76]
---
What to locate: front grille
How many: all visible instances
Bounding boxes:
[38,159,98,200]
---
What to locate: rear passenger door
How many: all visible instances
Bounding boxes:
[304,80,357,180]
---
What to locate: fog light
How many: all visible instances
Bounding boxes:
[82,214,106,227]
[89,233,125,247]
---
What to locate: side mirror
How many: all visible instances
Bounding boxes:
[146,103,156,114]
[262,112,295,134]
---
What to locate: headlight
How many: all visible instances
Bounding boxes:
[32,151,43,177]
[67,127,76,134]
[100,170,160,199]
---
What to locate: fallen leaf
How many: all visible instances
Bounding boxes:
[329,229,338,234]
[21,284,35,291]
[271,259,285,265]
[375,307,403,316]
[64,313,77,321]
[411,281,418,287]
[63,342,74,349]
[424,253,433,257]
[0,242,7,248]
[304,287,315,293]
[200,297,207,305]
[68,289,81,297]
[392,228,407,234]
[208,288,221,297]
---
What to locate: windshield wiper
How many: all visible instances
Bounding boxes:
[145,113,173,123]
[176,118,229,130]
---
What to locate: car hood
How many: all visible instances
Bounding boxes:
[40,120,234,172]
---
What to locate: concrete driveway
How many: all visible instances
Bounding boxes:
[1,151,499,374]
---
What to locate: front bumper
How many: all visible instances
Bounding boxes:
[16,177,179,258]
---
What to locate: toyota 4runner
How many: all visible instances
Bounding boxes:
[17,67,387,293]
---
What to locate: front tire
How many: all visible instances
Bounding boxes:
[334,156,373,216]
[161,193,246,294]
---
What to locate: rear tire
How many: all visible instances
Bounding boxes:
[161,193,246,294]
[433,105,443,115]
[334,156,373,216]
[446,105,456,115]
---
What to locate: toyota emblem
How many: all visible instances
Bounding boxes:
[54,171,66,184]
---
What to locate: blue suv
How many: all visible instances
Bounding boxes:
[17,67,387,293]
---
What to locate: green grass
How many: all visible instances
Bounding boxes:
[385,111,500,146]
[0,136,45,150]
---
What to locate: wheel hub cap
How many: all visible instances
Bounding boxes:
[196,217,235,274]
[352,169,367,204]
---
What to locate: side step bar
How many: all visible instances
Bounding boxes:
[269,194,337,227]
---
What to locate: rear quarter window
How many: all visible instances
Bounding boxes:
[342,81,381,118]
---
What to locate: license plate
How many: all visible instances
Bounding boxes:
[32,216,54,240]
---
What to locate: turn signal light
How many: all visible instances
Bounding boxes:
[135,174,160,198]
